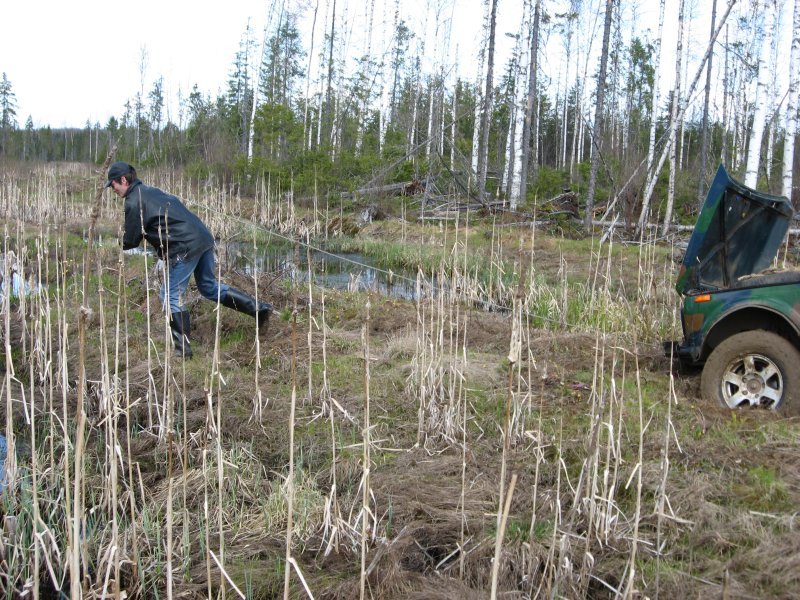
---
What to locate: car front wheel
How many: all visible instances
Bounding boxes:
[701,330,800,414]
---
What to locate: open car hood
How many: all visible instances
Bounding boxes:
[676,164,793,295]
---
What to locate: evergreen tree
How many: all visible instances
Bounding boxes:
[0,72,18,155]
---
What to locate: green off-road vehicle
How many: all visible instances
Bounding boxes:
[671,164,800,414]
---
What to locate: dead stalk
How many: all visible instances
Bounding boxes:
[359,300,371,600]
[490,472,517,600]
[284,242,299,600]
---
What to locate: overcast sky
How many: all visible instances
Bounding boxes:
[1,1,791,130]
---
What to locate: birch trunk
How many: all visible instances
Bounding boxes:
[471,2,490,175]
[355,0,376,156]
[744,0,777,187]
[303,0,320,151]
[662,0,686,236]
[518,0,541,206]
[477,0,499,205]
[584,0,615,231]
[646,0,666,175]
[783,0,800,199]
[697,0,718,204]
[721,25,730,165]
[638,0,737,232]
[324,0,338,157]
[505,14,527,205]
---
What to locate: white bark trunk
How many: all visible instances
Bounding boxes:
[303,0,320,151]
[638,0,737,231]
[471,0,491,175]
[662,0,685,236]
[745,0,777,187]
[647,0,666,175]
[783,0,800,198]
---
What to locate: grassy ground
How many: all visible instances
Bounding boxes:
[0,162,798,599]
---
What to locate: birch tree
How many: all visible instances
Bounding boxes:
[324,0,338,153]
[744,0,778,187]
[646,0,665,175]
[476,0,499,205]
[783,0,800,200]
[518,0,542,207]
[355,0,376,155]
[696,0,718,206]
[302,0,320,151]
[503,20,526,204]
[584,0,615,230]
[471,0,490,186]
[638,0,737,232]
[662,0,685,235]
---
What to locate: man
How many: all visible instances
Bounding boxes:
[107,161,271,358]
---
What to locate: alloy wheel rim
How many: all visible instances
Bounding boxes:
[720,353,783,409]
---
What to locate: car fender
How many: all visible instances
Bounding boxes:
[700,290,800,358]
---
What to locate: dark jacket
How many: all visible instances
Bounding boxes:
[122,179,215,264]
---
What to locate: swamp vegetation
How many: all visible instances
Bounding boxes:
[0,161,798,599]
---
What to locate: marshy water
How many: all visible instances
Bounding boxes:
[225,243,425,301]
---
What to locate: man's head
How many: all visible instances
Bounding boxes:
[106,161,136,196]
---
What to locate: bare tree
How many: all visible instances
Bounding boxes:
[783,0,800,200]
[696,0,717,206]
[662,0,686,236]
[584,0,615,231]
[518,0,542,208]
[744,0,778,187]
[638,0,738,232]
[477,0,499,206]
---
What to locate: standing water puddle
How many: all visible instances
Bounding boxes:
[225,244,426,301]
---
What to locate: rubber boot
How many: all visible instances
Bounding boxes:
[220,288,273,328]
[169,311,193,358]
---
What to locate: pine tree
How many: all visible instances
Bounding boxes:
[0,72,18,155]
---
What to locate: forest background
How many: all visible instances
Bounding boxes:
[1,0,799,228]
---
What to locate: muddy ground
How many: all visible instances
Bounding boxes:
[0,172,798,599]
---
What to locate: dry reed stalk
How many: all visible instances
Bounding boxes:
[141,210,157,433]
[92,245,119,597]
[165,340,175,600]
[68,150,117,598]
[2,230,17,501]
[320,290,343,557]
[203,447,212,599]
[456,212,469,581]
[490,472,518,599]
[284,244,300,600]
[307,232,314,404]
[525,376,546,596]
[655,329,678,598]
[109,245,126,599]
[414,270,425,446]
[29,236,44,600]
[600,350,623,545]
[497,295,522,537]
[359,300,372,600]
[622,345,645,600]
[120,250,141,590]
[252,227,265,425]
[212,250,226,599]
[458,320,469,580]
[72,261,89,598]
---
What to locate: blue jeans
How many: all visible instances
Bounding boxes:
[161,248,230,314]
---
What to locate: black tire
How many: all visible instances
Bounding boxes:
[700,330,800,414]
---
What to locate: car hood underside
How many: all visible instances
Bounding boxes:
[676,164,794,295]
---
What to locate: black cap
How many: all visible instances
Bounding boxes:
[105,161,134,188]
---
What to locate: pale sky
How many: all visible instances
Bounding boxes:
[0,1,792,130]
